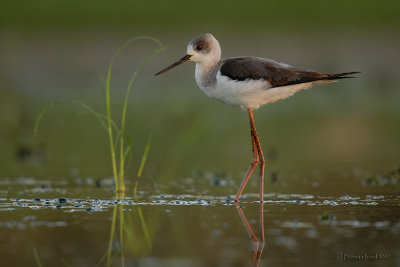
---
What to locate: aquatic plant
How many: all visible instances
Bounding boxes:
[34,37,164,267]
[34,36,165,192]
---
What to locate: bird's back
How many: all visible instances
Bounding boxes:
[220,57,331,87]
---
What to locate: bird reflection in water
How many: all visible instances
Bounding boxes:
[235,201,265,267]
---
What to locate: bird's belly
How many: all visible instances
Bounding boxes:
[203,73,273,109]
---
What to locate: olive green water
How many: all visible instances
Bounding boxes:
[1,175,399,266]
[1,26,400,266]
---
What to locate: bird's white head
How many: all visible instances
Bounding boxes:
[155,33,221,76]
[186,33,221,66]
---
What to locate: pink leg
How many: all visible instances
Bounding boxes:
[248,108,265,204]
[235,127,259,202]
[235,108,265,203]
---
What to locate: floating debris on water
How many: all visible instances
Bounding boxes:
[320,212,335,221]
[58,198,67,204]
[364,166,400,187]
[0,193,397,214]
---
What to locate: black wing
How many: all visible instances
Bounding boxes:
[220,57,358,87]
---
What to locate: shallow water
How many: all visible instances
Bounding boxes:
[1,176,399,266]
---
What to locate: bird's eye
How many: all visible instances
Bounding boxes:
[195,44,203,51]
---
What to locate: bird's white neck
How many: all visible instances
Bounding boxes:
[195,60,220,94]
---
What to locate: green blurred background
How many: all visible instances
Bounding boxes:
[1,0,399,191]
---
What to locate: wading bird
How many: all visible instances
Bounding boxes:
[156,33,358,203]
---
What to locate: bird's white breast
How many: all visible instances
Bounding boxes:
[195,63,273,109]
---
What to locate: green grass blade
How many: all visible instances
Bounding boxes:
[117,37,165,192]
[106,36,164,192]
[138,207,152,249]
[106,204,118,267]
[123,142,132,165]
[134,134,152,199]
[71,101,120,133]
[137,134,152,178]
[34,100,120,135]
[119,204,125,267]
[34,102,57,135]
[105,53,119,192]
[33,246,43,267]
[118,72,137,192]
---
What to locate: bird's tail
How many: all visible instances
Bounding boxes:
[325,72,360,80]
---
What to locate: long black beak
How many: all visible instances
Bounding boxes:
[155,54,192,76]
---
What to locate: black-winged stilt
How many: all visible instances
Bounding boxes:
[156,33,358,203]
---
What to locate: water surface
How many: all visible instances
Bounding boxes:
[1,175,399,266]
